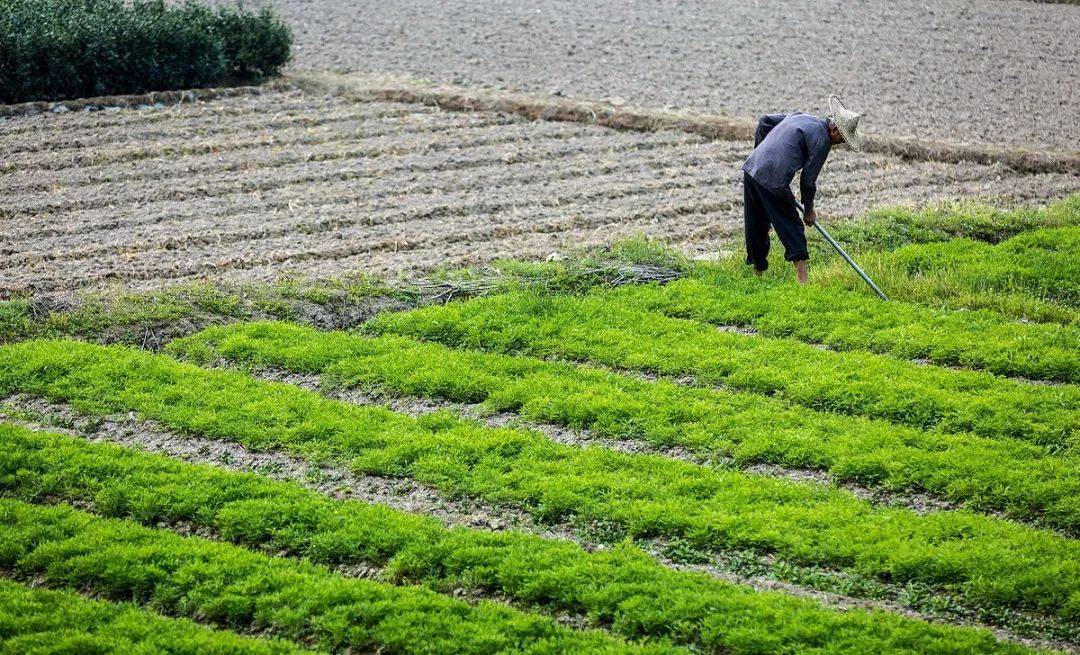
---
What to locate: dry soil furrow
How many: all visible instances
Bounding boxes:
[3,114,529,208]
[6,151,733,267]
[0,112,532,195]
[1,101,434,157]
[15,186,742,290]
[0,88,330,137]
[3,106,499,173]
[4,129,698,241]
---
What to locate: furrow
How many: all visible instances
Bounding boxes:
[3,101,430,156]
[3,107,542,174]
[11,186,744,291]
[3,113,524,209]
[0,88,319,136]
[4,130,712,248]
[4,129,704,244]
[4,156,735,269]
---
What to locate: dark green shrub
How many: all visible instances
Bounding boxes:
[0,0,292,104]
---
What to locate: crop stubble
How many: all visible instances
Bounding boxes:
[3,87,1078,295]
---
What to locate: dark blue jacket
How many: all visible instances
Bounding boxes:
[741,112,831,213]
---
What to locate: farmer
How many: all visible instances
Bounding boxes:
[741,95,863,283]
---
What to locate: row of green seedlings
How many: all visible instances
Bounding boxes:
[610,254,1079,384]
[0,423,1041,655]
[172,321,1080,534]
[820,194,1080,255]
[0,579,311,655]
[0,500,647,655]
[1,338,1078,629]
[365,288,1079,447]
[818,226,1080,325]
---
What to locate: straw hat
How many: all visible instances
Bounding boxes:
[828,94,864,150]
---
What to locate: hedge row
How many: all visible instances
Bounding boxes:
[0,0,291,104]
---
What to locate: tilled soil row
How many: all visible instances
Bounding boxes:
[2,100,435,157]
[4,121,683,216]
[9,151,1038,287]
[4,129,702,244]
[2,392,1069,652]
[0,88,350,139]
[3,103,507,173]
[10,186,742,291]
[14,146,1012,275]
[295,72,1080,175]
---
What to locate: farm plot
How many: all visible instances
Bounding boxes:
[2,199,1080,653]
[4,85,1080,296]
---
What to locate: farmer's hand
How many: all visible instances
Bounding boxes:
[803,209,817,226]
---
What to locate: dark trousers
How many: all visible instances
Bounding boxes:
[743,172,808,271]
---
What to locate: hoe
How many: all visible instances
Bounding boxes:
[794,200,889,301]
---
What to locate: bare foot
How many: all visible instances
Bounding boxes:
[794,260,808,284]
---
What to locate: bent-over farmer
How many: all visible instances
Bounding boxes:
[741,95,863,283]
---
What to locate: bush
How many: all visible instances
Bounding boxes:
[0,0,292,104]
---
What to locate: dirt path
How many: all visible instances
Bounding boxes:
[241,0,1079,152]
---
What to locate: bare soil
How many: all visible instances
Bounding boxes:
[239,0,1079,152]
[3,87,1077,296]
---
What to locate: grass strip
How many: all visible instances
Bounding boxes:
[0,497,661,655]
[367,289,1079,448]
[2,423,1046,654]
[821,195,1080,253]
[606,272,1079,383]
[173,321,1080,531]
[0,578,315,655]
[1,340,1079,625]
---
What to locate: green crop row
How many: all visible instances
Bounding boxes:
[0,496,658,655]
[884,226,1080,306]
[0,578,315,655]
[173,321,1079,531]
[367,290,1079,447]
[2,339,1079,624]
[603,272,1078,383]
[809,227,1080,326]
[4,423,1043,654]
[820,194,1080,254]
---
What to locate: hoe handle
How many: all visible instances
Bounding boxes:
[794,201,889,301]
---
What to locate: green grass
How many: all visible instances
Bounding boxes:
[608,270,1079,382]
[0,578,316,655]
[0,497,660,655]
[2,340,1079,625]
[367,290,1079,448]
[173,321,1080,532]
[821,195,1080,253]
[0,276,400,346]
[3,423,1047,654]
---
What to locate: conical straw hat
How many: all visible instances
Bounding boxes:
[828,94,864,151]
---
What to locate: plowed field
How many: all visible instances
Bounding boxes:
[3,86,1078,296]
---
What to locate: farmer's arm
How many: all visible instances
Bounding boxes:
[754,113,788,147]
[799,137,829,217]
